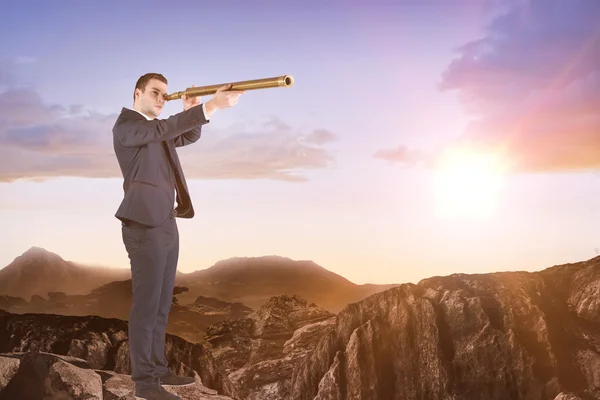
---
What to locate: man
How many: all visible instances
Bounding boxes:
[112,72,243,400]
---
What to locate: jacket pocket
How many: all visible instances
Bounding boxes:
[121,223,150,253]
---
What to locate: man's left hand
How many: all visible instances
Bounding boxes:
[182,85,202,111]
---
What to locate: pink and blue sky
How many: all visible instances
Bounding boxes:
[1,0,599,285]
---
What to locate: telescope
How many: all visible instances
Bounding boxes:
[164,74,294,101]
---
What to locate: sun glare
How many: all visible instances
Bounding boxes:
[432,149,507,220]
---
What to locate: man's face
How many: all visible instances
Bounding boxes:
[135,79,168,118]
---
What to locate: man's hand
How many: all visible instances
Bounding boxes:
[182,84,202,111]
[204,84,245,117]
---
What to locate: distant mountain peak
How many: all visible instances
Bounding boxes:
[183,255,352,290]
[6,247,65,269]
[210,255,328,272]
[214,255,302,265]
[25,245,47,252]
[0,248,130,299]
[17,246,64,262]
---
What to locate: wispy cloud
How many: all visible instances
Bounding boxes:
[377,0,600,173]
[178,118,337,182]
[0,86,338,183]
[373,145,434,168]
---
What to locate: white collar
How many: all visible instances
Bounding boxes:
[128,107,154,120]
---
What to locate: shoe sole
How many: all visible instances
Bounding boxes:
[135,394,183,400]
[160,382,196,387]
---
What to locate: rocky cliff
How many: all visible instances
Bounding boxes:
[289,257,600,400]
[206,294,335,400]
[0,310,239,399]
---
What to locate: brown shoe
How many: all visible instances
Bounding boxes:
[159,370,196,386]
[135,384,181,400]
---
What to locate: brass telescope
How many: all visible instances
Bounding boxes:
[164,74,294,101]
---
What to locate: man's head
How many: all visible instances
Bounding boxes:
[133,73,168,119]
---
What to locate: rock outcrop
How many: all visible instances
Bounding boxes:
[0,311,239,399]
[289,257,600,400]
[206,295,335,399]
[0,352,233,400]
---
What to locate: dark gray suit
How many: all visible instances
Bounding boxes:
[112,105,208,391]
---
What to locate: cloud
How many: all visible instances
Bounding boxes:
[301,129,337,145]
[178,120,337,182]
[0,86,338,183]
[441,0,600,172]
[378,0,600,173]
[373,145,434,168]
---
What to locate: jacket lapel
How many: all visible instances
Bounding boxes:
[165,140,189,191]
[163,139,193,217]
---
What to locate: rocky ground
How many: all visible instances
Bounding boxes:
[0,352,233,400]
[0,309,238,399]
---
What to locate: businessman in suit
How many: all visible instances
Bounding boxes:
[113,73,243,400]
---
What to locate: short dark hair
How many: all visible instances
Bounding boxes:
[134,73,168,101]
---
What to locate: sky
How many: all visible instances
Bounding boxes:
[1,0,599,285]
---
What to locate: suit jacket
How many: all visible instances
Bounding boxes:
[112,106,209,226]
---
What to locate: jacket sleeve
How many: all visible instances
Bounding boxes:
[115,105,208,147]
[174,126,202,147]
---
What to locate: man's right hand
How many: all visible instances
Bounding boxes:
[205,84,245,117]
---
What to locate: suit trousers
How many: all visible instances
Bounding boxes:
[121,215,179,390]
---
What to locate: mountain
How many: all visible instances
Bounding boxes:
[1,249,398,314]
[176,256,399,312]
[1,256,599,399]
[289,256,600,400]
[0,247,130,300]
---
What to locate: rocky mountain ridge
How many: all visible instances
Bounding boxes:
[2,249,600,399]
[289,257,600,400]
[0,248,399,313]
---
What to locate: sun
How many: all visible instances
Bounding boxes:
[431,148,507,220]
